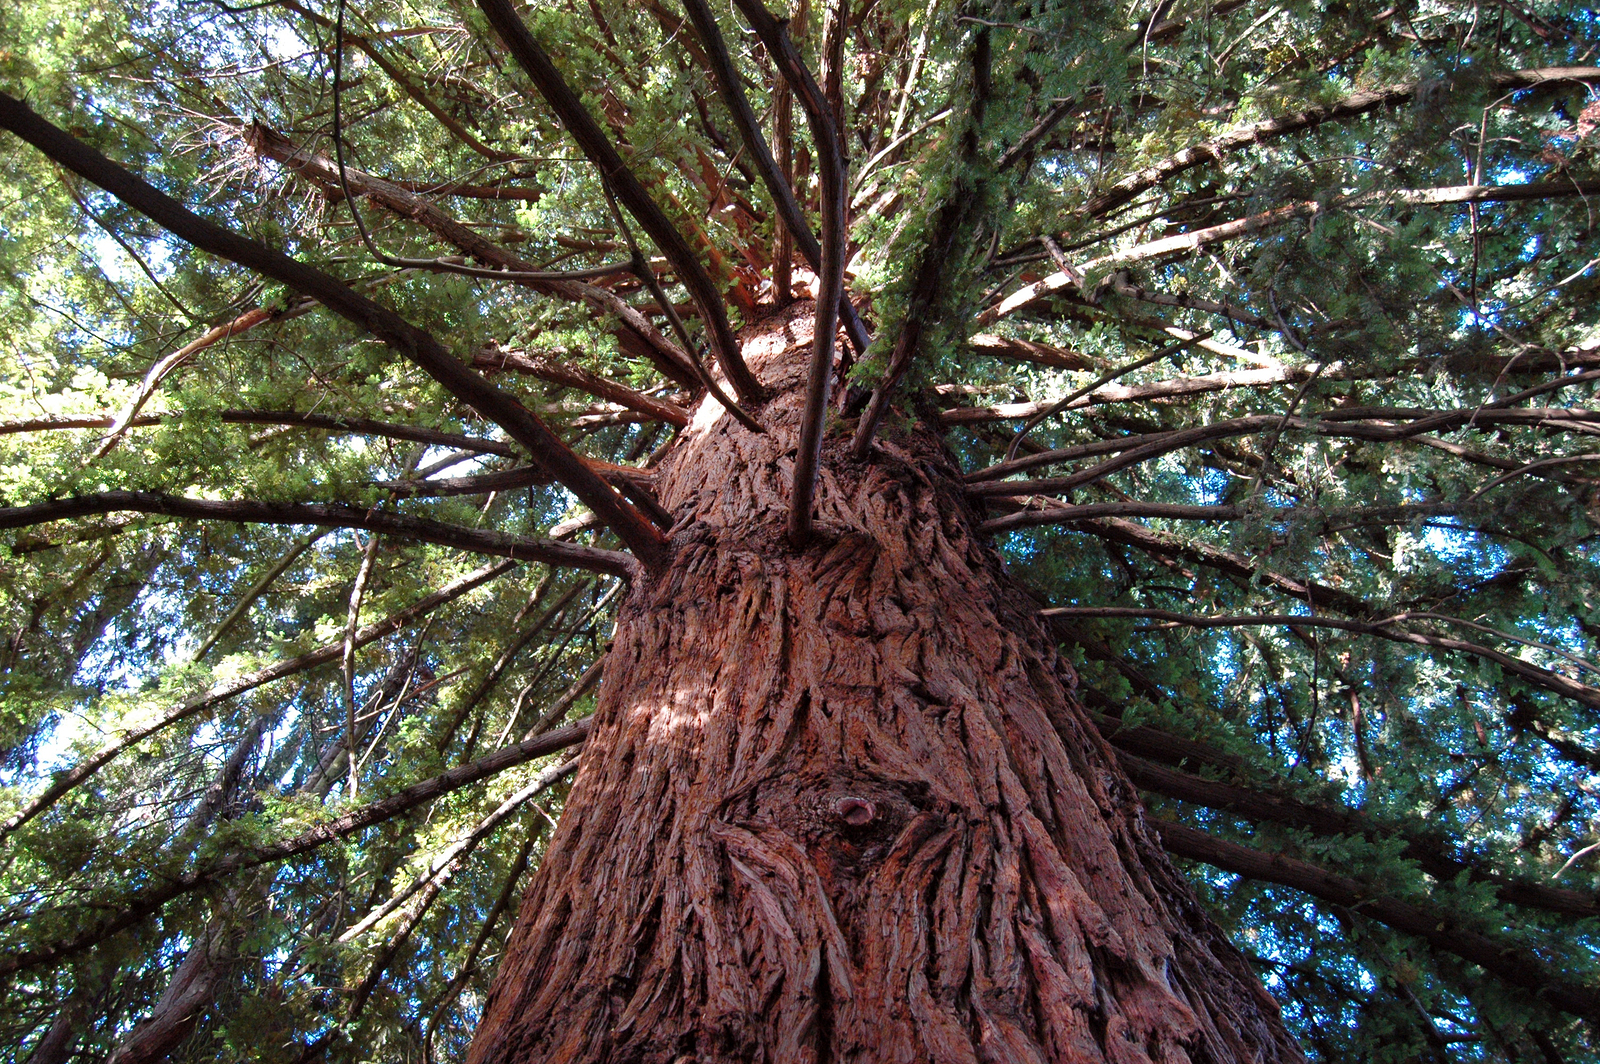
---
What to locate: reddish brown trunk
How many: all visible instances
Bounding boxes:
[468,304,1303,1064]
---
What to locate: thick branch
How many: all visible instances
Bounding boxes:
[713,0,846,541]
[0,94,669,567]
[1154,819,1600,1024]
[686,0,870,355]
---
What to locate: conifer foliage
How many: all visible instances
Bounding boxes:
[1,0,1599,1060]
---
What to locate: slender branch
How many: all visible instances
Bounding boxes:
[0,493,636,577]
[967,332,1095,371]
[598,182,765,433]
[281,0,520,163]
[341,753,581,1025]
[0,561,517,841]
[0,719,592,978]
[92,307,274,458]
[1058,514,1372,615]
[0,93,670,568]
[852,26,994,456]
[985,501,1243,528]
[473,0,762,403]
[1003,334,1203,462]
[1078,67,1600,219]
[192,528,331,662]
[942,365,1600,425]
[471,344,690,426]
[372,465,550,498]
[968,408,1600,485]
[0,409,522,457]
[710,0,848,541]
[1153,819,1600,1024]
[337,755,578,941]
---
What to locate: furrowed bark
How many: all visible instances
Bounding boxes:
[0,93,669,569]
[0,719,592,979]
[473,0,762,404]
[467,304,1303,1064]
[1154,820,1600,1025]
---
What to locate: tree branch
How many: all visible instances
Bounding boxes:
[0,93,670,568]
[0,492,636,577]
[687,0,871,354]
[243,123,703,392]
[1120,752,1597,918]
[1,409,523,457]
[1077,67,1600,219]
[852,27,994,456]
[1153,819,1600,1024]
[981,180,1600,326]
[470,344,690,426]
[1043,607,1600,713]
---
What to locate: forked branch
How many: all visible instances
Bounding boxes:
[474,0,762,404]
[722,0,849,542]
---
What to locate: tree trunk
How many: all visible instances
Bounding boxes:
[468,304,1303,1064]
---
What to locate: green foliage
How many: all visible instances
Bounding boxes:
[1,0,1598,1060]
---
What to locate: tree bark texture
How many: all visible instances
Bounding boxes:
[468,304,1303,1064]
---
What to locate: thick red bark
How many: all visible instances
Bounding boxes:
[468,305,1302,1063]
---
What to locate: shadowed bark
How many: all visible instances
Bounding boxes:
[468,305,1303,1064]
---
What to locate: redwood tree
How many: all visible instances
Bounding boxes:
[1,0,1598,1061]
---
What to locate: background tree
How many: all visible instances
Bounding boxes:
[1,0,1598,1060]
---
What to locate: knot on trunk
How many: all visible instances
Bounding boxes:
[833,796,876,827]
